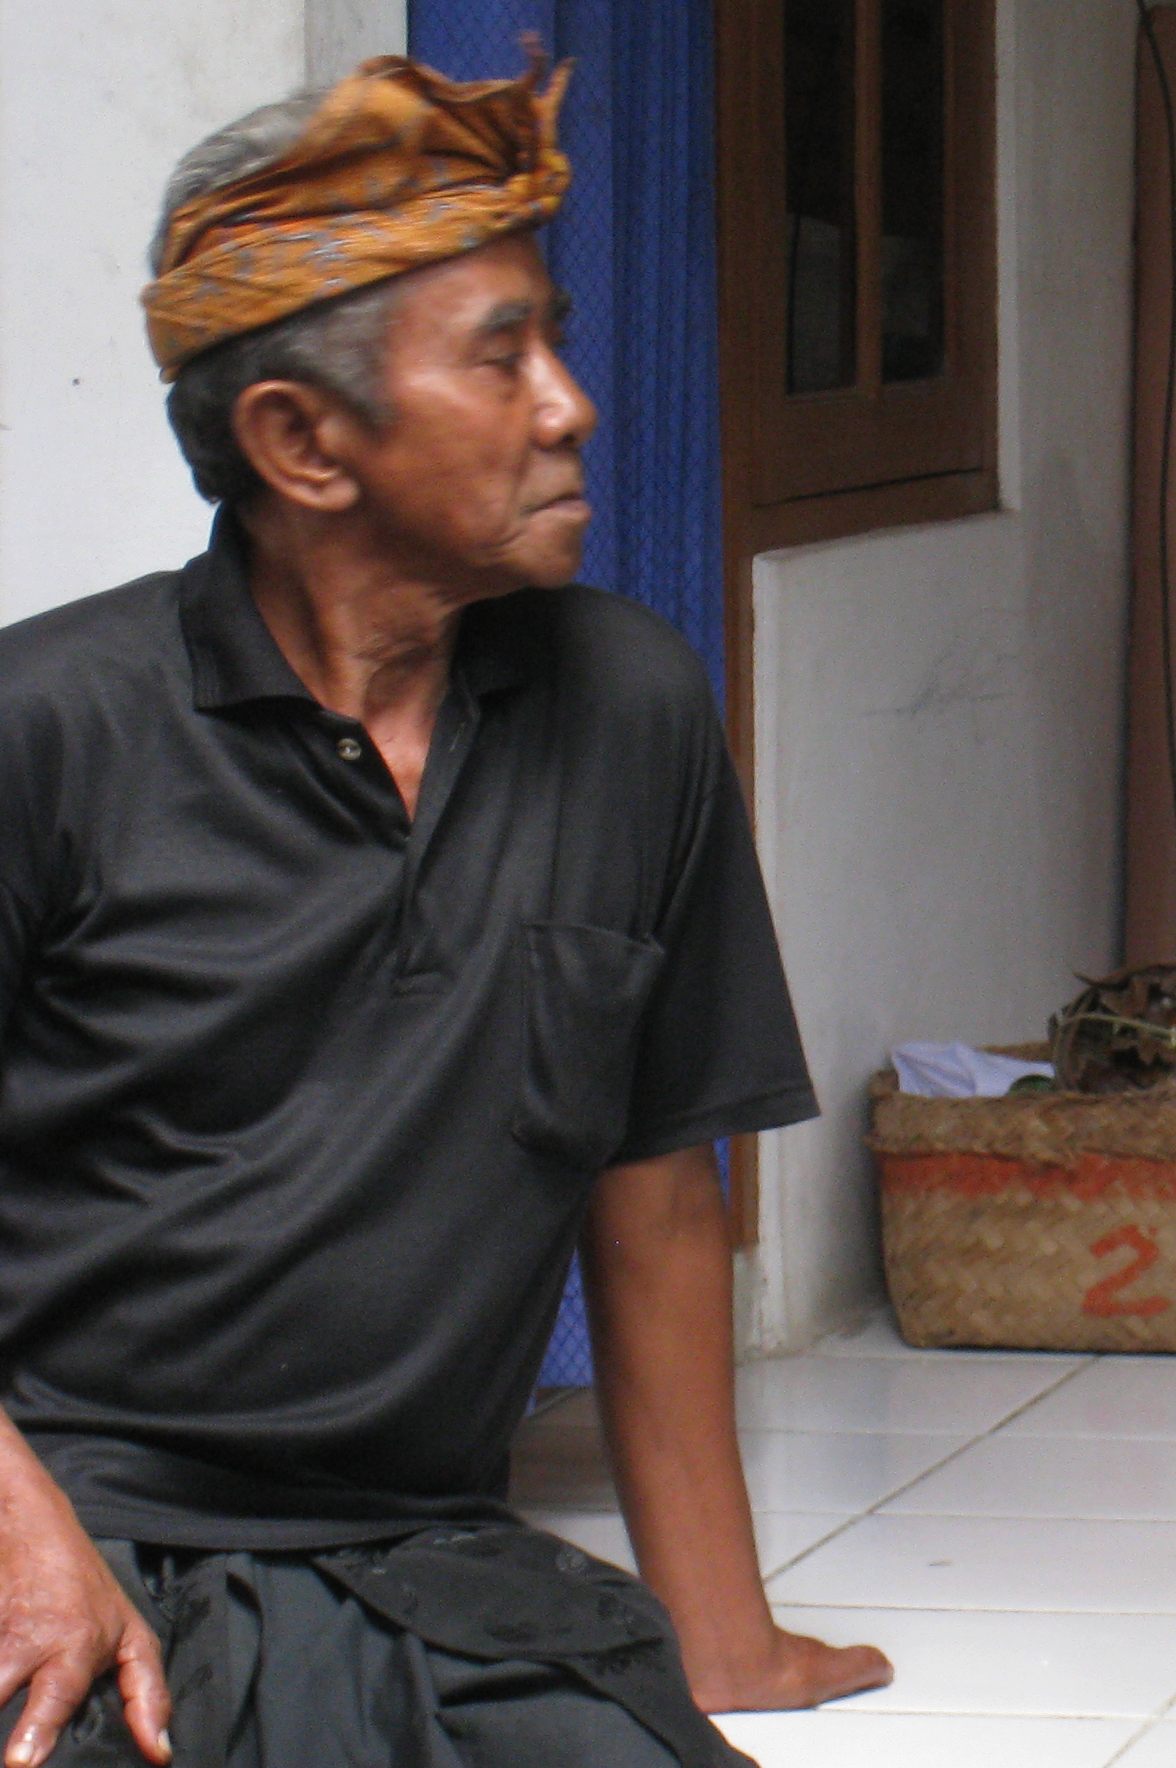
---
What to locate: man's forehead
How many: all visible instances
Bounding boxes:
[394,233,561,329]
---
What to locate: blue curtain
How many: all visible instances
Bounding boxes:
[407,1,724,1382]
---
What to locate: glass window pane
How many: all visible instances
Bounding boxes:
[785,0,857,395]
[882,0,945,383]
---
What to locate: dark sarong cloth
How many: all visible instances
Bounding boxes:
[0,1527,758,1767]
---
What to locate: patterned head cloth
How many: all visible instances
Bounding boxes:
[142,45,572,381]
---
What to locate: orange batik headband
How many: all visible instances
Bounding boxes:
[142,46,572,380]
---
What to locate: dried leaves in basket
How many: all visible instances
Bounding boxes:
[1050,963,1176,1093]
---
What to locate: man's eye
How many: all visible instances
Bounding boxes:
[486,351,524,375]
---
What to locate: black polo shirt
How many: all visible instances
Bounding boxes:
[0,516,817,1549]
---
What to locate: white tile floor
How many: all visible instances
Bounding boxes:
[510,1308,1176,1767]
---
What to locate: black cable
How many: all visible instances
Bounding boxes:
[1135,0,1176,834]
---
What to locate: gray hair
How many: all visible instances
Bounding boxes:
[155,89,403,507]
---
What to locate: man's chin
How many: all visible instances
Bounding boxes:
[465,533,587,598]
[515,502,590,587]
[522,568,580,592]
[518,540,587,590]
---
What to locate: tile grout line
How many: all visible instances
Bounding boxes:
[756,1353,1100,1582]
[1101,1714,1169,1765]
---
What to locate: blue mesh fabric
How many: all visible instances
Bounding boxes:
[408,1,724,1385]
[537,1248,591,1391]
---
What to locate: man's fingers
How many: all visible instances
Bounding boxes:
[116,1621,172,1765]
[0,1661,40,1725]
[696,1629,895,1714]
[771,1633,893,1709]
[814,1641,894,1701]
[5,1654,95,1768]
[0,1614,170,1768]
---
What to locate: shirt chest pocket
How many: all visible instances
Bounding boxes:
[511,922,665,1172]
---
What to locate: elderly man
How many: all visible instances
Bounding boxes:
[0,50,890,1768]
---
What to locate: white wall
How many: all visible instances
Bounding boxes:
[743,0,1137,1350]
[0,2,309,625]
[0,1,411,626]
[308,0,407,82]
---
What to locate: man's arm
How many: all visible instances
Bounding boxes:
[579,1142,892,1712]
[0,1412,171,1768]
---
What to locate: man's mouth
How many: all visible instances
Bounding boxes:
[527,488,589,515]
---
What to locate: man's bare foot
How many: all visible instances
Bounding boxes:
[694,1625,893,1713]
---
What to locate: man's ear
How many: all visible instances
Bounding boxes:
[231,381,362,513]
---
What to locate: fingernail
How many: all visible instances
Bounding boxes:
[158,1729,172,1758]
[9,1734,36,1767]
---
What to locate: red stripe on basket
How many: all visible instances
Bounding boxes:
[879,1151,1176,1201]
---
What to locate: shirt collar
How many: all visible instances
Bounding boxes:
[179,508,315,710]
[179,506,543,713]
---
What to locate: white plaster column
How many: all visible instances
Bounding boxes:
[0,0,306,624]
[307,0,406,83]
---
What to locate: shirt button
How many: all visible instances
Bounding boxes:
[336,736,363,762]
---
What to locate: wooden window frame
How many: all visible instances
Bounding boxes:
[716,0,997,1247]
[715,0,998,564]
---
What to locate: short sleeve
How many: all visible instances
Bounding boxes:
[612,733,819,1163]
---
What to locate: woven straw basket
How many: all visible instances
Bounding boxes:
[871,1047,1176,1351]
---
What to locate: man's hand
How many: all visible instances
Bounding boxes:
[0,1417,170,1768]
[688,1623,892,1714]
[581,1144,893,1715]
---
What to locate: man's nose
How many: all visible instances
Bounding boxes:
[532,346,597,448]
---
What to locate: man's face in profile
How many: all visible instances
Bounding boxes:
[327,232,598,602]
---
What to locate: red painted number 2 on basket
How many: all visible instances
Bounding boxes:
[1082,1225,1172,1318]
